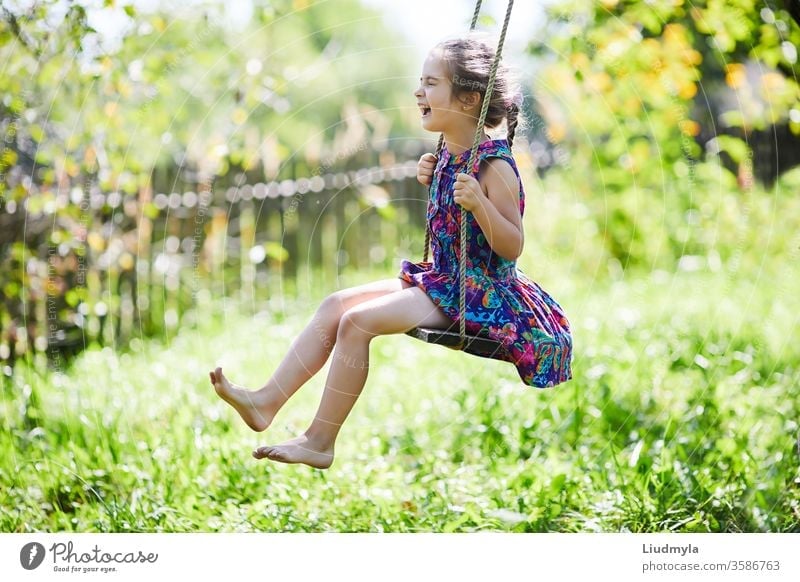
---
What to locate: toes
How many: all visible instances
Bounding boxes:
[256,446,285,461]
[214,366,230,388]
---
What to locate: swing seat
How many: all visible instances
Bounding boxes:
[406,326,504,357]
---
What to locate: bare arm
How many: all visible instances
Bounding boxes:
[471,158,524,262]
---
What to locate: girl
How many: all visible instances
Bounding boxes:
[209,35,573,469]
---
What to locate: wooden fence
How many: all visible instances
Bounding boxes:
[0,151,430,369]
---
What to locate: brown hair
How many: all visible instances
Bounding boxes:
[435,34,523,147]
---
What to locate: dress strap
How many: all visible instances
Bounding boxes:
[468,141,525,217]
[467,140,514,176]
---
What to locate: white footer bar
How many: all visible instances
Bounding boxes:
[1,533,798,582]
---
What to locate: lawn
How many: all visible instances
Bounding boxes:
[1,264,798,532]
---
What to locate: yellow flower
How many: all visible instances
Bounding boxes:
[678,81,697,100]
[725,63,746,89]
[679,119,700,136]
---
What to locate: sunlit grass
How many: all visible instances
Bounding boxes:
[1,263,798,532]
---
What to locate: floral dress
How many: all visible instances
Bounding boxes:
[398,138,573,388]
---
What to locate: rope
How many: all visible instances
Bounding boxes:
[470,0,483,29]
[423,134,444,264]
[456,0,514,349]
[424,1,482,265]
[420,0,514,350]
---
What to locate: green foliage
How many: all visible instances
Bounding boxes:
[1,0,411,188]
[527,0,800,271]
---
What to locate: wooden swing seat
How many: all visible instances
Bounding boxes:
[406,326,503,357]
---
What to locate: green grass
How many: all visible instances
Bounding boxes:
[1,265,799,532]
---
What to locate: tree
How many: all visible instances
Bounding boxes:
[0,0,416,365]
[526,0,800,270]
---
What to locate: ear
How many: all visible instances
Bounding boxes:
[462,91,481,109]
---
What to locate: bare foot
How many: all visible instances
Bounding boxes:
[209,366,281,432]
[252,434,335,469]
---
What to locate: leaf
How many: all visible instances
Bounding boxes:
[264,242,289,263]
[526,507,544,522]
[29,124,45,142]
[142,202,159,219]
[4,281,20,299]
[719,109,758,131]
[714,135,751,164]
[376,204,396,220]
[65,289,81,307]
[715,437,738,457]
[549,473,567,494]
[442,511,470,533]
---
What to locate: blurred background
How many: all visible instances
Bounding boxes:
[1,0,799,362]
[1,0,800,533]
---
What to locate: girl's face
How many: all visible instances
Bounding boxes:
[414,50,476,133]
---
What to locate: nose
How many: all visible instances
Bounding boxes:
[413,85,423,98]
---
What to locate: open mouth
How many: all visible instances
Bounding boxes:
[419,105,432,118]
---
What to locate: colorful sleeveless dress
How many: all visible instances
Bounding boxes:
[398,138,573,388]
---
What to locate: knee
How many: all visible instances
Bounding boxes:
[337,307,374,341]
[318,292,345,321]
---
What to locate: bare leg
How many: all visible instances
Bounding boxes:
[210,278,407,431]
[253,284,453,468]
